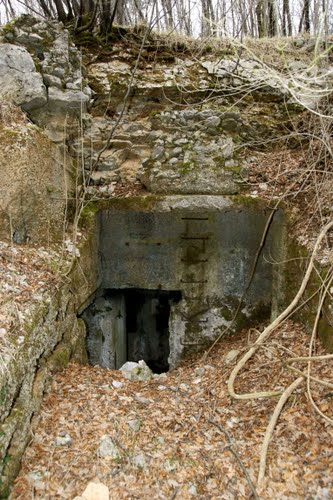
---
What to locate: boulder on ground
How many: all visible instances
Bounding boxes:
[74,481,109,500]
[120,360,153,381]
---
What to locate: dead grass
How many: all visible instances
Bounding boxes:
[0,102,27,128]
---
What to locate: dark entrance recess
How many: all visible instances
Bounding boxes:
[81,288,182,373]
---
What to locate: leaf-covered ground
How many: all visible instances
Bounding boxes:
[11,321,333,499]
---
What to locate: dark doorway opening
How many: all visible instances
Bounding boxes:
[122,289,181,373]
[81,288,181,372]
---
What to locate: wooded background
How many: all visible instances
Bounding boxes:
[1,0,331,39]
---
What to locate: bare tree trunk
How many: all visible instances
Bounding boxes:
[161,0,173,28]
[322,0,328,37]
[184,0,192,36]
[286,0,292,35]
[231,0,236,36]
[38,0,53,17]
[240,0,249,36]
[217,0,227,35]
[64,0,74,19]
[249,0,256,36]
[53,0,67,23]
[70,0,80,17]
[133,0,145,21]
[256,0,265,37]
[268,0,277,36]
[201,0,211,36]
[207,0,216,34]
[282,0,292,35]
[299,0,311,32]
[100,0,111,33]
[115,0,125,24]
[304,0,311,31]
[3,0,16,21]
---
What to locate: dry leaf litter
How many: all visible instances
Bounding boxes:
[10,321,333,499]
[0,242,64,349]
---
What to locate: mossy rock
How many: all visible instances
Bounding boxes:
[48,346,71,372]
[80,201,100,227]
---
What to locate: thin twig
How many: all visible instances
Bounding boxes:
[208,419,259,500]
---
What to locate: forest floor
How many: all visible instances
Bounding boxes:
[10,320,333,500]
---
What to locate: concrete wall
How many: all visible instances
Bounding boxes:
[97,195,284,367]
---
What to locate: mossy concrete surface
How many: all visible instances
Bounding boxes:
[271,216,333,352]
[97,195,285,368]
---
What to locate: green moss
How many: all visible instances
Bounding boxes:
[178,161,194,174]
[0,129,20,138]
[0,128,30,149]
[318,318,333,352]
[0,483,10,499]
[24,302,49,335]
[46,185,56,194]
[276,226,333,351]
[230,194,263,207]
[2,454,11,466]
[0,387,6,406]
[1,21,16,36]
[49,348,70,370]
[33,58,43,73]
[7,14,36,29]
[106,25,132,42]
[149,110,161,119]
[106,73,129,96]
[224,163,242,175]
[285,101,305,113]
[220,305,233,322]
[77,32,105,50]
[71,319,89,364]
[80,201,99,225]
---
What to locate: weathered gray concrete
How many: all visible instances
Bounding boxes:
[82,195,285,369]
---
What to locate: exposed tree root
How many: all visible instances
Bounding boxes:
[257,376,304,490]
[226,220,333,488]
[228,219,333,401]
[306,269,333,424]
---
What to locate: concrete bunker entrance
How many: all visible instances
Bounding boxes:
[80,196,285,372]
[81,288,182,373]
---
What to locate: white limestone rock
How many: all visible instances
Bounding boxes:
[48,87,89,112]
[120,360,153,381]
[54,433,72,446]
[0,44,46,111]
[112,380,123,389]
[224,349,240,365]
[127,419,141,432]
[132,453,147,469]
[80,481,109,500]
[195,367,205,377]
[97,435,121,459]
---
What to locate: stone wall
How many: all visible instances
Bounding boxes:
[0,219,99,497]
[0,104,71,244]
[0,15,91,143]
